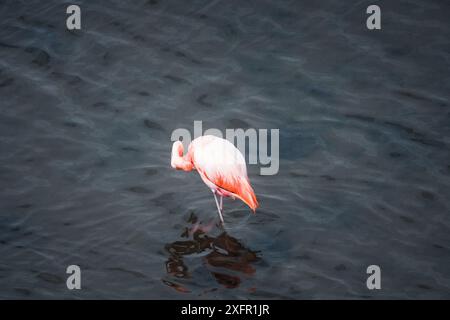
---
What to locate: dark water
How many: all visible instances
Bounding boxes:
[1,0,450,299]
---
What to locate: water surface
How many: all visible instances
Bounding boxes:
[0,0,450,299]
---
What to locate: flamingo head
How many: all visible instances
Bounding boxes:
[171,141,193,171]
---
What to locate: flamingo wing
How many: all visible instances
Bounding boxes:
[189,136,258,211]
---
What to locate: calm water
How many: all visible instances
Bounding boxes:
[1,0,450,299]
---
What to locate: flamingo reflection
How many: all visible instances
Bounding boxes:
[164,213,259,290]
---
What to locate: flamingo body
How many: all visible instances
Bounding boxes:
[171,135,258,221]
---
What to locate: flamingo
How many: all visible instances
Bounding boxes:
[171,135,258,223]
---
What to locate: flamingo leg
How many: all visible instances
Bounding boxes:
[213,191,224,224]
[219,195,223,211]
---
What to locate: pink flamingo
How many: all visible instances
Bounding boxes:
[171,135,258,223]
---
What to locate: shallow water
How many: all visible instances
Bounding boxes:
[1,0,450,299]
